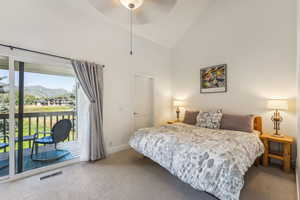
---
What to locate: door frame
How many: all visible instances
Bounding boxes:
[8,56,16,178]
[0,52,80,182]
[0,54,16,181]
[130,73,155,133]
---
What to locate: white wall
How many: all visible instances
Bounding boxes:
[0,0,172,154]
[172,0,297,159]
[297,0,300,197]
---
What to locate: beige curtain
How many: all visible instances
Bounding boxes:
[71,60,105,161]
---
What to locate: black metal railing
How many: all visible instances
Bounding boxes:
[0,111,77,152]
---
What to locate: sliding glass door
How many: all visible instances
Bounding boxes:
[0,55,79,178]
[0,56,11,178]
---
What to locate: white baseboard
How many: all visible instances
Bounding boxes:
[107,144,130,155]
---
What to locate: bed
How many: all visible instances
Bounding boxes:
[129,116,264,200]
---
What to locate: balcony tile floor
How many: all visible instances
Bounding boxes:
[0,150,78,177]
[0,141,79,177]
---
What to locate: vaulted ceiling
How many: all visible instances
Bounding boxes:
[89,0,214,48]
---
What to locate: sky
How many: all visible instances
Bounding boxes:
[0,69,75,92]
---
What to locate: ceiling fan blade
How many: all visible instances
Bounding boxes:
[145,0,178,9]
[89,0,178,25]
[134,9,151,24]
[89,0,131,25]
[133,0,177,24]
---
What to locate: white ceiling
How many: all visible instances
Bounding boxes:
[89,0,214,48]
[0,0,214,50]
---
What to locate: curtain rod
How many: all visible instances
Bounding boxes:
[0,43,105,68]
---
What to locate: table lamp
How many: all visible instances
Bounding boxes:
[173,100,185,122]
[267,99,288,137]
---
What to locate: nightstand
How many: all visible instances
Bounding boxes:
[260,133,294,173]
[167,120,181,124]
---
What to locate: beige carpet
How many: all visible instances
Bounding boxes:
[0,149,297,200]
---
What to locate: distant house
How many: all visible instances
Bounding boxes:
[35,98,74,106]
[36,100,48,106]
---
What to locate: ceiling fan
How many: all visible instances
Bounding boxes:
[89,0,178,55]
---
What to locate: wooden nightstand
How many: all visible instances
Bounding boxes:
[167,120,181,124]
[260,133,294,173]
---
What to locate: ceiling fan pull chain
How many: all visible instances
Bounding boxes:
[130,8,133,55]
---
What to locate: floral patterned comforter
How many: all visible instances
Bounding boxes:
[129,123,264,200]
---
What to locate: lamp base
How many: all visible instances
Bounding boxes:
[272,133,284,138]
[176,109,180,122]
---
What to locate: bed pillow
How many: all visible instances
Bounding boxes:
[220,114,254,133]
[196,109,223,129]
[182,110,200,125]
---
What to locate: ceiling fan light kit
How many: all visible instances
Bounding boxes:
[120,0,144,10]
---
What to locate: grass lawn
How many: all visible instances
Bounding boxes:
[0,105,77,153]
[24,105,73,113]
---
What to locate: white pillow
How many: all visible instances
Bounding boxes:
[196,109,223,129]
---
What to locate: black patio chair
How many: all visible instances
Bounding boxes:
[31,119,72,162]
[0,134,9,169]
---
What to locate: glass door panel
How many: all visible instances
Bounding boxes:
[14,60,78,174]
[0,56,10,177]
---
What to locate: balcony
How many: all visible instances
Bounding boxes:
[0,111,79,177]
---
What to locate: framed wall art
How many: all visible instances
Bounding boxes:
[200,64,227,93]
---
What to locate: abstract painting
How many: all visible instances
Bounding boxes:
[200,64,227,93]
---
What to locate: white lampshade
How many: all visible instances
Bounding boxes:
[267,100,288,110]
[173,100,185,107]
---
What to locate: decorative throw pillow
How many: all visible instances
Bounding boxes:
[196,109,223,129]
[182,110,200,125]
[220,114,254,133]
